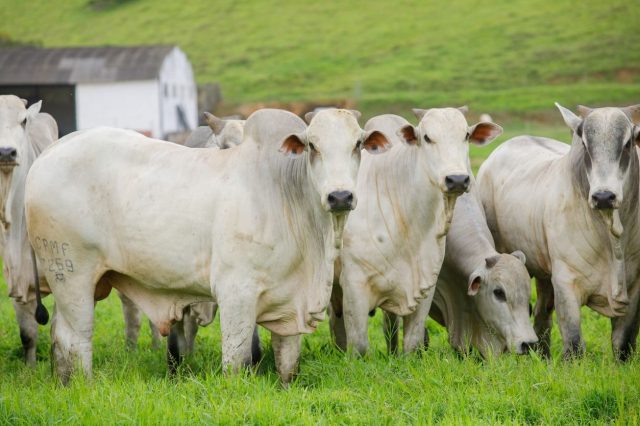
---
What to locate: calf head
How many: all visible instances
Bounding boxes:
[467,251,538,355]
[397,107,502,194]
[557,103,640,210]
[0,96,41,228]
[280,109,391,213]
[204,112,245,149]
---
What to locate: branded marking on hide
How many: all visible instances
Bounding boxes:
[34,237,74,281]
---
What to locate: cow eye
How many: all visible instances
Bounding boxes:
[21,117,27,128]
[493,288,506,302]
[308,142,317,152]
[355,140,362,150]
[423,134,432,143]
[465,132,470,140]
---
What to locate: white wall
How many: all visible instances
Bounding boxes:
[158,47,198,136]
[75,80,161,137]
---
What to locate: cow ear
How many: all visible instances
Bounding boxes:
[469,122,502,146]
[555,102,581,132]
[412,108,428,121]
[26,100,42,119]
[396,125,420,146]
[511,250,526,264]
[361,130,391,154]
[458,105,469,115]
[468,273,482,296]
[204,112,225,135]
[348,109,362,121]
[279,133,306,158]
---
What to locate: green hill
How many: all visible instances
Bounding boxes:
[1,0,638,116]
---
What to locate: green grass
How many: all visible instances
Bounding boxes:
[0,0,638,117]
[1,132,639,424]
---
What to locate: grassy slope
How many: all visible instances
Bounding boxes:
[0,0,639,117]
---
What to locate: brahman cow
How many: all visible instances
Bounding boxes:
[0,95,57,365]
[330,108,502,354]
[184,112,245,149]
[418,188,538,357]
[25,108,390,384]
[477,104,640,360]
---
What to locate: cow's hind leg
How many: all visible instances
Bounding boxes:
[50,274,97,385]
[167,319,188,375]
[118,291,142,349]
[149,319,162,350]
[533,278,554,358]
[13,299,39,366]
[271,332,301,385]
[611,281,640,362]
[383,311,400,355]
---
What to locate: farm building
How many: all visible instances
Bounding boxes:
[0,45,197,138]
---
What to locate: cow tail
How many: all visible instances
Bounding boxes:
[31,247,49,325]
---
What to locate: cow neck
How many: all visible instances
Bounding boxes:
[3,131,38,300]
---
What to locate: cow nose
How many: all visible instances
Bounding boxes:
[444,174,470,193]
[519,341,537,354]
[0,147,17,162]
[327,191,354,212]
[591,191,616,209]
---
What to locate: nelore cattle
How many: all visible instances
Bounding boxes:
[0,95,57,365]
[330,108,502,355]
[25,108,391,384]
[477,104,640,360]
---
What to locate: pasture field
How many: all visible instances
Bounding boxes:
[0,0,639,116]
[0,122,639,425]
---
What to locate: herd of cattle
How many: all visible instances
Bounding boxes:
[0,94,639,385]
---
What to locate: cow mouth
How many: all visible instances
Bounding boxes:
[0,161,18,170]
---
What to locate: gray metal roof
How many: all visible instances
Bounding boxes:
[0,45,176,85]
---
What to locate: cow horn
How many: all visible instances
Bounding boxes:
[204,112,225,134]
[485,255,500,269]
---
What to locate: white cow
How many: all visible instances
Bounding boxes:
[330,109,502,354]
[25,108,390,384]
[0,95,57,365]
[477,104,640,359]
[421,189,538,357]
[184,112,245,149]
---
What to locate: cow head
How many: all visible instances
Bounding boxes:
[280,109,391,213]
[0,96,41,229]
[204,112,245,149]
[467,251,538,355]
[397,107,502,194]
[556,103,640,210]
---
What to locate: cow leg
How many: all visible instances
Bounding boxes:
[12,299,39,366]
[50,289,95,385]
[402,293,434,353]
[182,306,199,355]
[271,332,301,385]
[533,278,554,358]
[328,283,347,351]
[149,319,162,350]
[118,291,142,349]
[383,311,400,355]
[250,326,262,365]
[342,284,371,355]
[218,292,257,373]
[611,282,640,362]
[167,319,187,374]
[552,272,584,359]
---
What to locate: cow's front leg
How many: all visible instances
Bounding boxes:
[271,332,301,385]
[12,299,39,366]
[118,291,142,349]
[552,271,584,359]
[611,279,640,362]
[167,319,188,374]
[218,288,257,373]
[342,283,371,356]
[402,291,434,353]
[533,278,554,358]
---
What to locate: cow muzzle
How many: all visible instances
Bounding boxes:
[327,190,355,212]
[515,339,539,355]
[444,174,470,194]
[0,147,18,169]
[591,190,618,210]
